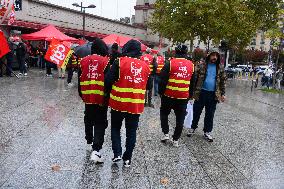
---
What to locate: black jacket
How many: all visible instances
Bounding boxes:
[158,54,195,102]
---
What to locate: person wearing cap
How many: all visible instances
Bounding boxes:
[141,48,157,108]
[187,48,226,142]
[105,39,150,167]
[159,44,195,147]
[78,38,110,164]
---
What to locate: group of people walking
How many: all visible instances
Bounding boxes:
[78,38,226,167]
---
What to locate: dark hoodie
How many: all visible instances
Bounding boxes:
[104,39,141,97]
[109,43,121,65]
[78,38,109,98]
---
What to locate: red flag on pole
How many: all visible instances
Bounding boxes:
[45,38,73,68]
[0,30,11,58]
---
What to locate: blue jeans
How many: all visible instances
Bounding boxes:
[154,75,160,96]
[17,57,27,74]
[111,110,140,161]
[191,90,217,133]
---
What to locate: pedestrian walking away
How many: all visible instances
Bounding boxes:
[78,38,110,164]
[105,39,150,168]
[141,48,157,108]
[154,53,165,96]
[158,44,195,147]
[188,48,226,142]
[15,40,28,76]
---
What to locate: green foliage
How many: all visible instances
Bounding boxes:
[260,88,284,95]
[149,0,282,49]
[266,8,284,47]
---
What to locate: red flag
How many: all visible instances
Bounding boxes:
[0,30,10,58]
[45,38,73,68]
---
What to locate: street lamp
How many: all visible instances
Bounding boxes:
[72,2,96,39]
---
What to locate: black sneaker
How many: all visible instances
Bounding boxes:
[187,128,195,137]
[123,160,131,168]
[112,156,122,162]
[148,103,155,108]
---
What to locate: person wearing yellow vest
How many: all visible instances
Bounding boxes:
[67,53,81,87]
[140,48,157,108]
[105,40,150,168]
[159,44,195,147]
[78,38,110,164]
[154,53,165,96]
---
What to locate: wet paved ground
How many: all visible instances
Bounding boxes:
[0,69,283,189]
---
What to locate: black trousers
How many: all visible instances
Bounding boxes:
[84,104,108,151]
[17,57,27,74]
[191,90,217,133]
[111,109,140,161]
[146,75,154,104]
[67,67,74,83]
[160,96,187,141]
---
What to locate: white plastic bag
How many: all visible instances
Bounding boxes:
[184,100,194,129]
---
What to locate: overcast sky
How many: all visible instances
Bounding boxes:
[48,0,137,20]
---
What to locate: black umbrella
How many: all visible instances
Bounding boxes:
[74,42,93,58]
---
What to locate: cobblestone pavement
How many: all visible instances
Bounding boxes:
[0,69,283,189]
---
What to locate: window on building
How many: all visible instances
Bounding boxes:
[143,10,148,23]
[144,0,149,6]
[251,38,256,46]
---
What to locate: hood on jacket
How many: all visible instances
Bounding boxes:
[175,44,188,56]
[206,47,220,65]
[91,37,109,56]
[122,39,141,58]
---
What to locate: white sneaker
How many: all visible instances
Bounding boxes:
[90,150,104,164]
[18,73,23,76]
[187,128,195,137]
[123,160,131,168]
[204,132,213,142]
[67,83,74,87]
[112,156,122,162]
[24,73,28,76]
[161,134,170,142]
[172,140,179,147]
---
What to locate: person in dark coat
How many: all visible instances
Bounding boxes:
[78,38,110,164]
[105,39,150,168]
[15,41,27,76]
[109,43,121,65]
[158,44,195,147]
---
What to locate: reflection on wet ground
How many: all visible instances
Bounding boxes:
[0,70,283,188]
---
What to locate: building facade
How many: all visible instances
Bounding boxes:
[0,0,160,45]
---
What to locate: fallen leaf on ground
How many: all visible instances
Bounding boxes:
[160,177,169,185]
[51,165,61,172]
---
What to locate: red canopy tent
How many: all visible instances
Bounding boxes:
[22,25,78,42]
[103,34,148,51]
